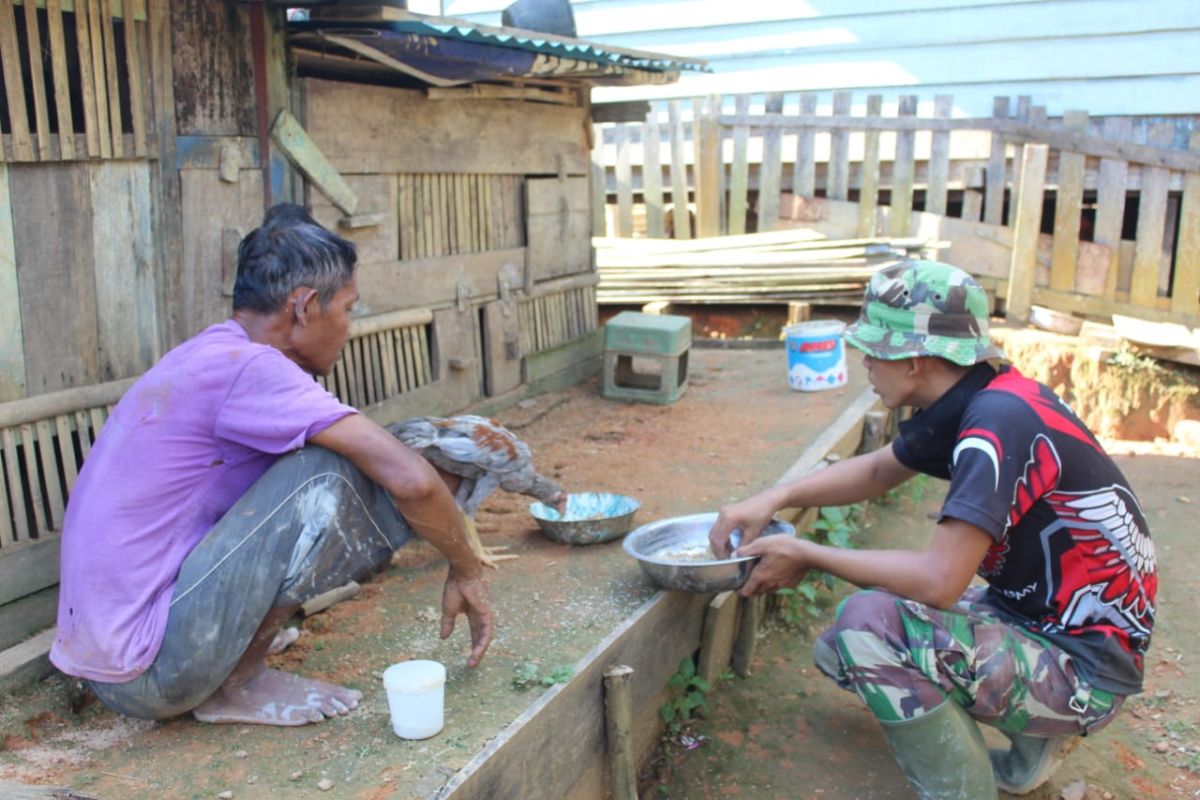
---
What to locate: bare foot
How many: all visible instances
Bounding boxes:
[192,668,362,726]
[267,627,300,655]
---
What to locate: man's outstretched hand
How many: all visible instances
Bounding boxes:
[440,571,495,667]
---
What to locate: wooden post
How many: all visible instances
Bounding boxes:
[1049,111,1089,292]
[856,94,883,238]
[827,91,852,201]
[732,594,762,678]
[926,95,953,216]
[0,163,24,402]
[642,110,664,238]
[889,94,917,237]
[603,665,637,800]
[613,124,633,238]
[858,409,889,455]
[1131,123,1174,308]
[1007,96,1032,224]
[697,591,739,686]
[758,93,785,232]
[1005,143,1048,323]
[667,100,690,240]
[791,92,818,198]
[590,123,607,238]
[1173,131,1200,318]
[696,96,721,238]
[984,96,1010,225]
[786,301,812,325]
[1096,117,1131,299]
[728,95,750,236]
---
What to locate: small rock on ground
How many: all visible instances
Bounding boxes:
[1060,780,1086,800]
[317,778,334,791]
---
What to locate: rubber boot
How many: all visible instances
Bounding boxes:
[879,700,998,800]
[989,733,1080,795]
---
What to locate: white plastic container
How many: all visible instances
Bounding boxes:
[785,320,848,392]
[382,660,446,739]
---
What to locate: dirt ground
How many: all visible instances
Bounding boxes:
[0,345,868,799]
[1,328,1197,800]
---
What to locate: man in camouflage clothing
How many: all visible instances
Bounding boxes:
[710,260,1155,798]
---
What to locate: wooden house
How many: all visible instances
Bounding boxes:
[0,0,703,685]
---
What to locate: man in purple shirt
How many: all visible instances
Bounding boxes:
[51,204,494,726]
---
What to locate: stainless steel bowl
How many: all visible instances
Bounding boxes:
[622,512,795,593]
[529,492,640,546]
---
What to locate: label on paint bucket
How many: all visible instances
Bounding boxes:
[785,320,848,392]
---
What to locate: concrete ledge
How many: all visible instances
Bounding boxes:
[0,628,55,694]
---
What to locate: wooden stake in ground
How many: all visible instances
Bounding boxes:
[603,664,637,800]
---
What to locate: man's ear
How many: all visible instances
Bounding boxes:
[291,287,319,324]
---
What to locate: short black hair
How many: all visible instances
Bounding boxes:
[232,204,357,313]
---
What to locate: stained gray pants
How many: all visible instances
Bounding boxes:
[90,446,412,719]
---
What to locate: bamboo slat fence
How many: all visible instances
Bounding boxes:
[592,93,1200,329]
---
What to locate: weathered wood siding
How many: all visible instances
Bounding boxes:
[448,0,1200,119]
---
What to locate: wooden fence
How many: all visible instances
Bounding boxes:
[592,93,1200,328]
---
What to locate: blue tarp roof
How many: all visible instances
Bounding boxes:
[289,12,708,87]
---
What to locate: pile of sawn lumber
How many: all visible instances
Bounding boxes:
[595,230,935,305]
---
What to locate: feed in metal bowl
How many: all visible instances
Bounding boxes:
[622,512,795,593]
[529,492,640,546]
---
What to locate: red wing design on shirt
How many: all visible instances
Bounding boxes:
[1043,487,1157,639]
[980,433,1061,577]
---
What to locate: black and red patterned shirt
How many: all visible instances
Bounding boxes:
[893,364,1156,694]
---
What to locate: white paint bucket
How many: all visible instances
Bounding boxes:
[785,320,848,392]
[383,660,446,739]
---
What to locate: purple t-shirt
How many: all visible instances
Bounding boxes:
[50,320,356,682]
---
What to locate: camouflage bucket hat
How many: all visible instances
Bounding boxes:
[843,259,1005,367]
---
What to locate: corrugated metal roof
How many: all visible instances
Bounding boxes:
[288,9,708,87]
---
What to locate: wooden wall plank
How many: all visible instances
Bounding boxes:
[1,428,28,541]
[304,79,587,176]
[123,7,148,156]
[271,109,358,215]
[1173,131,1200,317]
[827,90,851,201]
[21,0,53,160]
[926,94,953,216]
[73,0,100,156]
[613,124,633,238]
[91,161,158,379]
[0,584,57,652]
[642,111,663,238]
[10,163,102,393]
[727,94,750,236]
[667,100,690,240]
[44,0,75,160]
[179,167,263,336]
[310,173,397,266]
[889,94,917,237]
[758,92,785,230]
[0,0,34,160]
[100,0,124,158]
[0,164,24,401]
[1049,110,1089,292]
[16,424,47,536]
[1005,143,1048,322]
[87,0,112,157]
[358,248,526,313]
[984,96,1009,225]
[528,177,590,283]
[857,94,882,238]
[1130,123,1174,308]
[33,418,64,526]
[1096,117,1131,298]
[170,0,256,136]
[791,92,818,198]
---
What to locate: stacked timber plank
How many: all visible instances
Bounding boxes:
[595,230,934,305]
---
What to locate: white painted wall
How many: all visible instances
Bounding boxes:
[445,0,1200,119]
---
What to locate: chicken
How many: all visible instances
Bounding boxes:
[386,415,567,567]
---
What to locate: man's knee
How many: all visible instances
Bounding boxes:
[831,589,905,636]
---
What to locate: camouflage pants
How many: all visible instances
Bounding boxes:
[813,587,1123,737]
